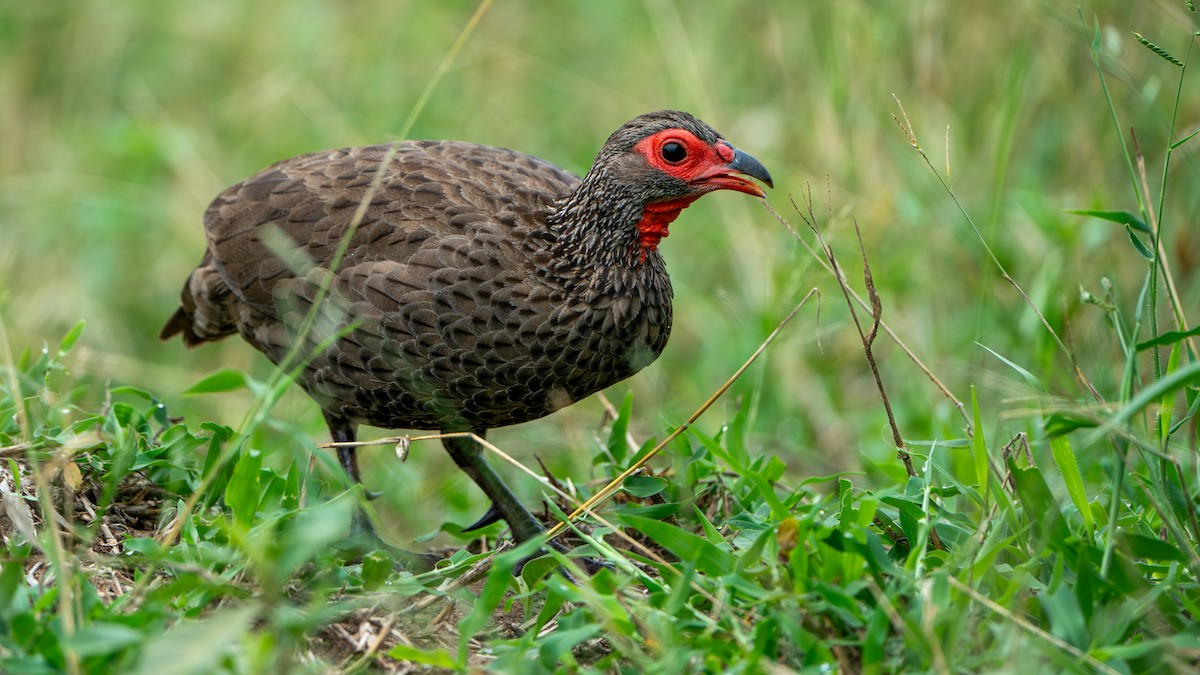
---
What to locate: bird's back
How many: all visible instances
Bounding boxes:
[164,140,673,431]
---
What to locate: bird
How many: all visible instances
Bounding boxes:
[161,110,772,554]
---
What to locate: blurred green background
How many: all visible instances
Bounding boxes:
[1,1,1196,541]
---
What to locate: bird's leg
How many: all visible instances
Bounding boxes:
[444,433,613,577]
[324,416,375,541]
[442,433,546,543]
[328,421,360,484]
[324,415,439,571]
[327,415,381,499]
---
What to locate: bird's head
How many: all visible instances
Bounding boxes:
[586,110,774,258]
[551,110,773,268]
[603,109,773,202]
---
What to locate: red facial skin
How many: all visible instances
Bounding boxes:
[631,128,766,258]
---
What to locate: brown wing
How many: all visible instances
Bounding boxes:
[166,141,583,429]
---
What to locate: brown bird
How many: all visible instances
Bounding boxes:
[162,110,772,551]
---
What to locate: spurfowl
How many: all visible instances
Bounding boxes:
[162,110,772,551]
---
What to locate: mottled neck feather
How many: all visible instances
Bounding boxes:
[543,172,659,300]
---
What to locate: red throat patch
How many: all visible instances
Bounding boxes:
[636,195,702,261]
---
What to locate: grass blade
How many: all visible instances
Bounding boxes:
[1049,435,1093,534]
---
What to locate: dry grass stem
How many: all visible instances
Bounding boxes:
[760,199,970,431]
[792,189,917,478]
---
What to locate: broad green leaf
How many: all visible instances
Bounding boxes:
[257,472,287,513]
[970,386,989,506]
[519,553,563,587]
[0,550,25,606]
[538,625,602,669]
[606,393,634,464]
[879,495,927,523]
[1120,531,1187,562]
[691,503,724,545]
[1065,208,1151,233]
[618,513,735,576]
[224,448,262,528]
[1008,461,1068,545]
[1049,435,1093,533]
[1136,325,1200,351]
[183,368,249,395]
[121,537,165,557]
[281,462,301,510]
[838,477,856,532]
[1041,583,1087,649]
[1044,410,1100,437]
[134,605,257,675]
[1125,224,1155,260]
[1161,342,1181,443]
[360,550,393,591]
[276,496,354,577]
[862,603,891,671]
[57,321,86,355]
[62,622,143,658]
[386,644,457,668]
[622,475,667,498]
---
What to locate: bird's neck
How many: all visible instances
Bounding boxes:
[634,194,702,260]
[546,173,697,277]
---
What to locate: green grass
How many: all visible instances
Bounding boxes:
[3,1,1200,672]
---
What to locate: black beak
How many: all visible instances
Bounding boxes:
[728,147,773,190]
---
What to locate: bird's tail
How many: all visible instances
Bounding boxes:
[160,259,238,347]
[159,306,207,346]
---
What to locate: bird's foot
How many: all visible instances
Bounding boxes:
[461,503,504,532]
[336,509,442,573]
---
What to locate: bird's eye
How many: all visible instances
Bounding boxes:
[660,142,687,164]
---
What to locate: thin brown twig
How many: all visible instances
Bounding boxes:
[322,431,582,509]
[760,200,970,432]
[352,612,398,670]
[794,190,916,478]
[0,443,29,457]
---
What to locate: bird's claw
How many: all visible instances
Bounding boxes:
[461,503,504,532]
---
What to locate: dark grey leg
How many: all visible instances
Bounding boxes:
[441,432,545,543]
[323,414,439,571]
[323,415,373,539]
